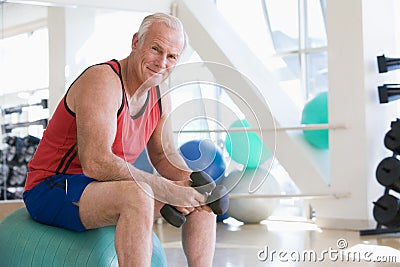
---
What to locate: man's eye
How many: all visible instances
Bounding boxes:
[152,46,159,52]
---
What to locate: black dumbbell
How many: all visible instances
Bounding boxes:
[384,127,400,154]
[377,55,400,73]
[160,171,229,227]
[373,194,400,228]
[24,135,40,146]
[376,157,400,193]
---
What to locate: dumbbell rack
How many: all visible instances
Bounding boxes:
[360,56,400,236]
[360,120,400,236]
[0,99,48,201]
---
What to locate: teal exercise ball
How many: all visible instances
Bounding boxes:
[301,91,329,149]
[225,119,272,168]
[179,139,226,181]
[0,208,167,267]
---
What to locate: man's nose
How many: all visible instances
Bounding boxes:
[155,54,168,69]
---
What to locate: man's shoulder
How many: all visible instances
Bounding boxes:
[78,63,121,87]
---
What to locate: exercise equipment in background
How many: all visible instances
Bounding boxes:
[360,119,400,235]
[1,98,48,200]
[384,119,400,154]
[375,157,400,192]
[378,84,400,104]
[0,135,40,200]
[377,54,400,73]
[220,168,281,224]
[0,208,167,267]
[372,194,400,229]
[301,91,329,149]
[2,99,48,115]
[377,54,400,104]
[179,139,226,182]
[133,148,154,174]
[223,120,275,222]
[225,119,271,168]
[1,99,48,134]
[1,119,48,134]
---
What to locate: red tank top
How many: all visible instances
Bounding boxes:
[25,60,162,191]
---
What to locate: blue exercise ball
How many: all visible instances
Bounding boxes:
[179,139,226,181]
[225,119,272,168]
[301,91,329,149]
[134,148,154,174]
[0,208,167,267]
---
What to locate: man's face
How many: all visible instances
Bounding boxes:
[133,22,185,87]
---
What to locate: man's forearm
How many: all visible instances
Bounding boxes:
[152,153,191,182]
[83,152,171,202]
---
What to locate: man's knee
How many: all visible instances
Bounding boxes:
[78,180,155,229]
[115,181,155,228]
[116,180,152,203]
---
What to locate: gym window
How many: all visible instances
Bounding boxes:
[216,0,328,107]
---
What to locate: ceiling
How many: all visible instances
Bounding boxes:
[1,2,47,38]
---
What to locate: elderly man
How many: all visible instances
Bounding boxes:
[24,13,216,266]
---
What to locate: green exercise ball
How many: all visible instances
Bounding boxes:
[0,208,167,267]
[225,119,272,168]
[301,91,329,149]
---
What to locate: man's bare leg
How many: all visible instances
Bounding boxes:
[78,180,154,267]
[182,211,216,267]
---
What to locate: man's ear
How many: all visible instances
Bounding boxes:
[132,32,139,50]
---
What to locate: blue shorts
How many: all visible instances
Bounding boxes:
[23,174,95,232]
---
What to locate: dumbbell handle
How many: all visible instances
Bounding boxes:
[160,171,222,228]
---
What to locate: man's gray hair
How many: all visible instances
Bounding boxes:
[137,12,188,51]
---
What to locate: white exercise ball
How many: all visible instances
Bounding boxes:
[221,168,281,223]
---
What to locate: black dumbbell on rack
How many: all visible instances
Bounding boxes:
[376,55,400,104]
[376,157,400,192]
[373,194,400,229]
[377,54,400,73]
[383,119,400,154]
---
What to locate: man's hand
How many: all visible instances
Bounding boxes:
[171,180,212,215]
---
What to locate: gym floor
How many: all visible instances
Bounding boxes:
[153,218,400,267]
